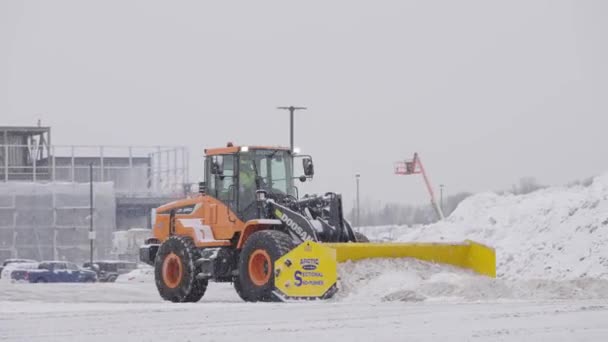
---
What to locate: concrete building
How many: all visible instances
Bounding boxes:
[0,125,189,262]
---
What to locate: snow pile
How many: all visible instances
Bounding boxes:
[337,259,608,302]
[393,173,608,280]
[339,173,608,302]
[115,265,154,283]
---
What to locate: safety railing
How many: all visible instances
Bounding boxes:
[0,144,189,197]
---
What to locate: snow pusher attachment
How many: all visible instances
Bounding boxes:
[326,239,496,277]
[274,240,495,300]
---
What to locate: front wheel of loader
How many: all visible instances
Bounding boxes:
[236,230,295,302]
[154,236,208,303]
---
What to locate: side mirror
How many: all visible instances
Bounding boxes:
[302,157,314,177]
[198,181,206,194]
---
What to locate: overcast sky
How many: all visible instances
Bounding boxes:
[1,0,607,208]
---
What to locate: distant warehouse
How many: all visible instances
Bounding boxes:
[0,125,190,262]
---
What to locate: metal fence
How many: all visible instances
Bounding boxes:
[0,144,189,197]
[0,182,117,262]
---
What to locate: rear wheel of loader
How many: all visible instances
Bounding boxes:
[237,230,295,302]
[354,231,370,242]
[154,236,208,303]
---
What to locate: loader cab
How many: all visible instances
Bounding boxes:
[204,145,313,221]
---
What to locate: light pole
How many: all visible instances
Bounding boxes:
[355,173,361,227]
[89,163,95,266]
[277,106,307,152]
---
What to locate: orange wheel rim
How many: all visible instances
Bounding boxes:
[248,249,272,286]
[162,252,183,289]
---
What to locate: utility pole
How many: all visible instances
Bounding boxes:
[355,173,361,227]
[277,106,307,152]
[89,163,95,266]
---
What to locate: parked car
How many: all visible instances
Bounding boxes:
[82,260,137,282]
[0,259,37,279]
[9,261,97,283]
[0,262,39,281]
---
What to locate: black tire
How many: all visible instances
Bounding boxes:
[233,278,248,302]
[354,231,370,242]
[154,236,208,303]
[236,230,295,302]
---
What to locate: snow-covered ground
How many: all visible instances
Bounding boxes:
[3,174,608,341]
[1,281,607,341]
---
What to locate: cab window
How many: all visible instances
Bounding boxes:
[206,154,236,209]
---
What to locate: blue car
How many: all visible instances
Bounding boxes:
[10,261,97,283]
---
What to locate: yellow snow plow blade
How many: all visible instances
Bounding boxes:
[325,239,496,278]
[274,240,495,300]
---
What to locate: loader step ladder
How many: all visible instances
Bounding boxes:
[394,153,445,220]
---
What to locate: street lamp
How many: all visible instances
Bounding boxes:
[277,106,307,153]
[89,163,95,266]
[355,173,361,227]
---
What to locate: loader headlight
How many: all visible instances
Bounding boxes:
[241,146,249,152]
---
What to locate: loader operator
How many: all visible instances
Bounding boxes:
[239,158,257,219]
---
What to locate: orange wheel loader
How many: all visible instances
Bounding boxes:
[140,143,368,302]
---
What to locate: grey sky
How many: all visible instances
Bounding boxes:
[1,0,607,208]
